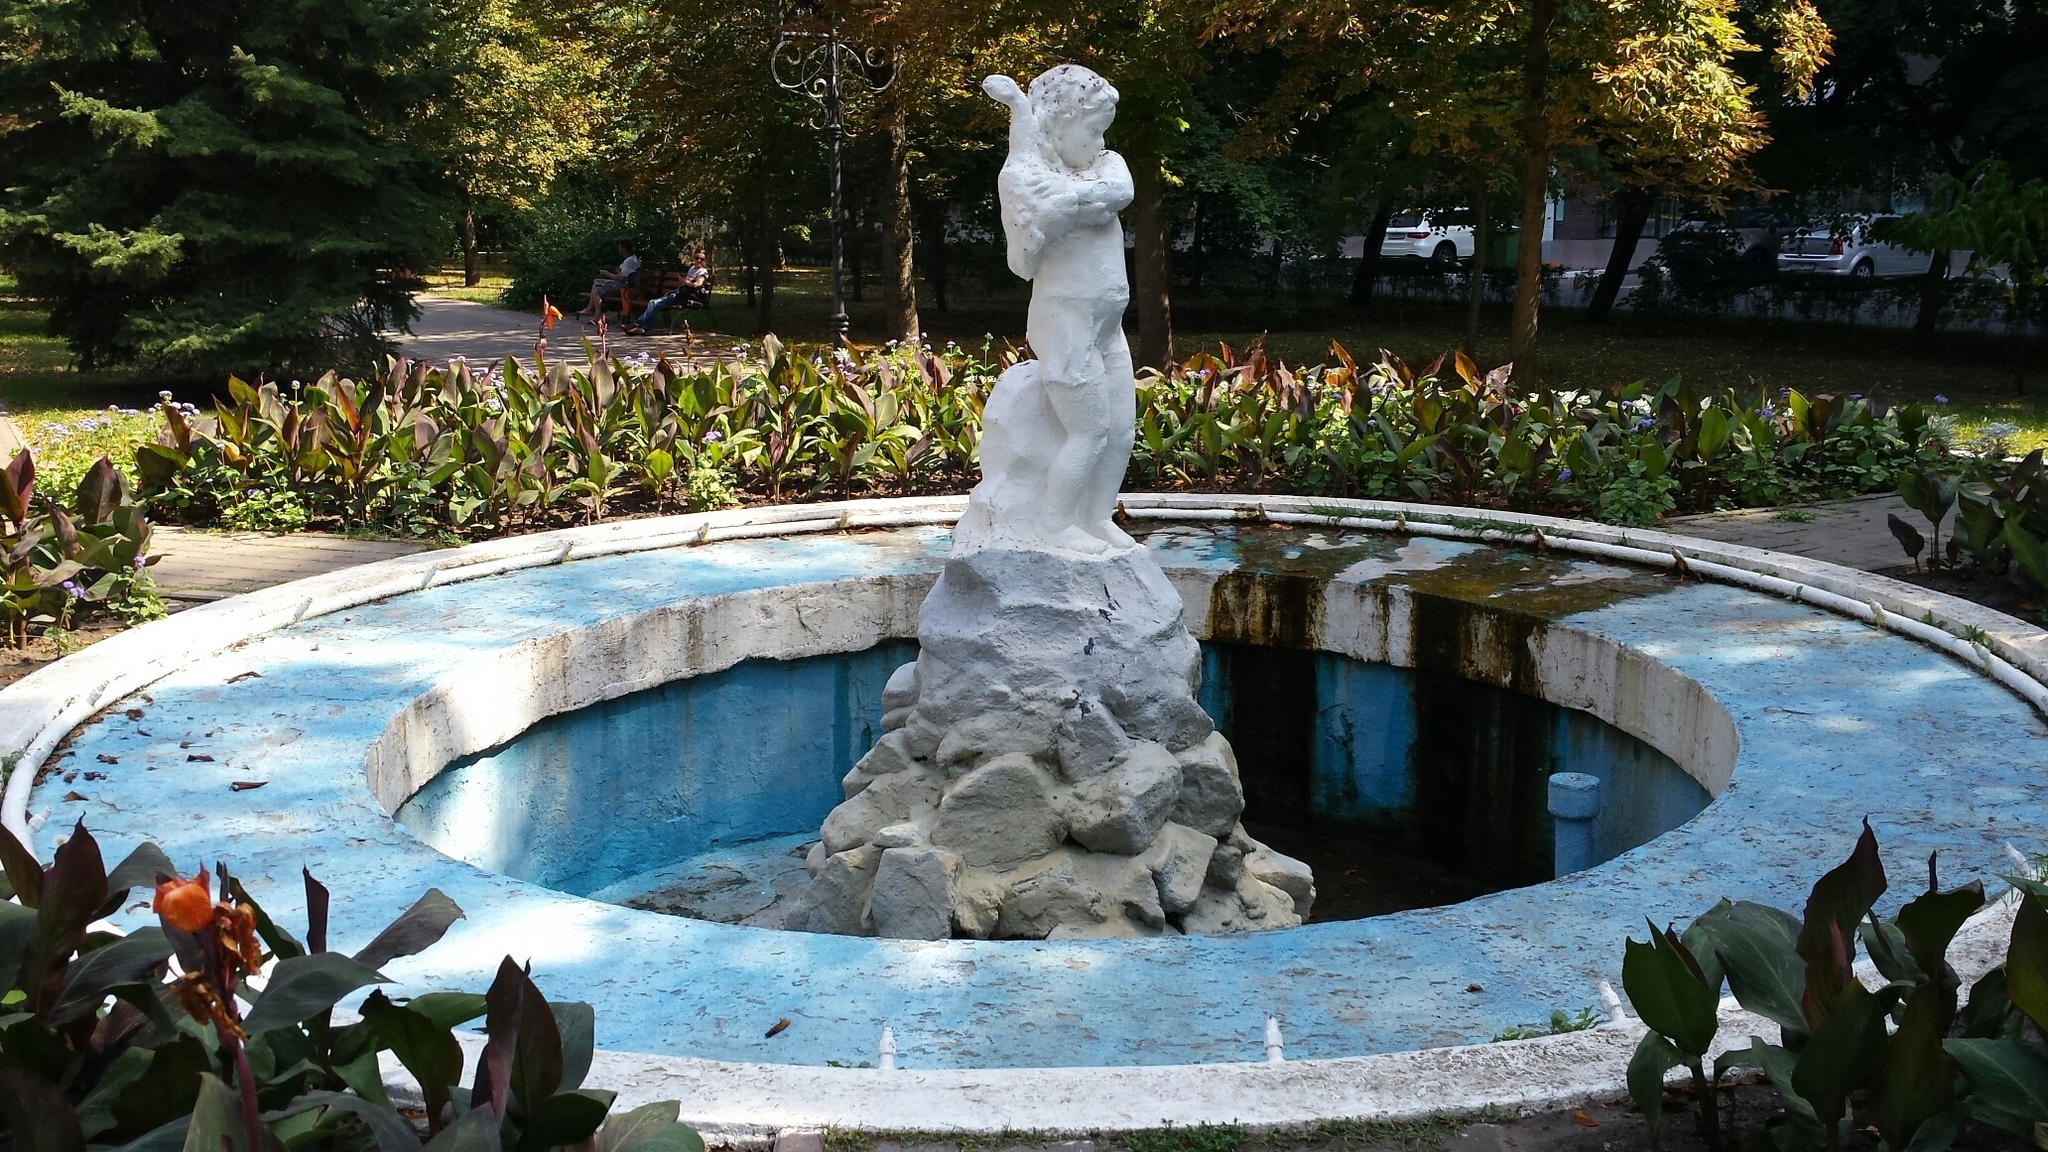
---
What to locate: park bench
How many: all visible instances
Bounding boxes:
[618,267,713,329]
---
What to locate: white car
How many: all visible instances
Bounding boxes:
[1777,214,1931,278]
[1379,212,1475,268]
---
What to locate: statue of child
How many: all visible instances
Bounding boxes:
[973,66,1137,555]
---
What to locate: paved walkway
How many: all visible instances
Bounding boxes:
[395,296,743,370]
[150,526,433,603]
[140,492,1913,610]
[1661,491,1913,572]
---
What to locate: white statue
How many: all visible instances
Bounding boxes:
[785,69,1317,941]
[952,66,1137,557]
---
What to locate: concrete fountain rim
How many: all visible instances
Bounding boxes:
[1,493,2041,1137]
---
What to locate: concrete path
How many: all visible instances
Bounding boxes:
[150,526,433,603]
[395,296,743,370]
[140,491,1915,607]
[1662,491,1914,572]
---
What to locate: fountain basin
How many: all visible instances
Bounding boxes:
[5,495,2043,1131]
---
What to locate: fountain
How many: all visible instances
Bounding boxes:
[787,67,1311,939]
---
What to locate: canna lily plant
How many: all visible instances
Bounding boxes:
[0,822,702,1152]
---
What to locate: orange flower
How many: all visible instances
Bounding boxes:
[542,297,562,330]
[154,867,213,933]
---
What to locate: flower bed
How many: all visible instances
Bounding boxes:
[123,337,1952,542]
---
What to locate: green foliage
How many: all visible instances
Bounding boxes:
[0,0,448,379]
[0,820,702,1152]
[1491,1005,1601,1042]
[0,450,162,648]
[122,336,1946,544]
[1619,821,2048,1152]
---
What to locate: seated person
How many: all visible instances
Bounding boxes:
[578,242,642,320]
[622,250,712,334]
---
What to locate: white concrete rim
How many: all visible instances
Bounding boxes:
[3,494,2042,1133]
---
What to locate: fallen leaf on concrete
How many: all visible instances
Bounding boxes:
[1573,1110,1600,1128]
[96,754,117,764]
[765,1017,790,1038]
[227,671,261,684]
[63,791,86,802]
[124,709,144,720]
[1465,983,1483,993]
[229,781,267,792]
[187,754,214,762]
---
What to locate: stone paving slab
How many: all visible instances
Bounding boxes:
[1661,492,1913,572]
[150,526,434,602]
[394,296,743,371]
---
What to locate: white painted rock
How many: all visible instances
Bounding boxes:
[1171,732,1246,838]
[1066,741,1181,856]
[869,846,963,940]
[1140,822,1217,916]
[1245,841,1317,920]
[931,753,1065,868]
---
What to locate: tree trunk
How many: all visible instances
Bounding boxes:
[1913,250,1949,344]
[1465,178,1490,355]
[1352,201,1394,308]
[879,90,920,344]
[926,205,949,312]
[1131,150,1174,370]
[1509,0,1560,368]
[757,170,777,335]
[2015,275,2032,397]
[460,190,481,288]
[1586,190,1651,323]
[850,220,864,303]
[1190,197,1206,294]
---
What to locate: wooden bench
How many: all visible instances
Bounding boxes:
[617,268,713,328]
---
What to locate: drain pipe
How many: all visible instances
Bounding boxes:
[1548,773,1602,877]
[1264,1017,1285,1064]
[878,1024,895,1070]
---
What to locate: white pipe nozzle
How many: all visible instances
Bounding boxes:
[1264,1016,1284,1064]
[878,1023,896,1070]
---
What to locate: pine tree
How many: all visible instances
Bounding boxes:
[0,0,448,377]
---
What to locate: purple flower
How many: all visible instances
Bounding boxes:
[132,555,146,570]
[1558,467,1573,482]
[1934,394,1949,405]
[1633,417,1656,431]
[61,580,82,597]
[1849,392,1863,400]
[703,430,723,443]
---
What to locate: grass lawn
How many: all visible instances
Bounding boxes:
[673,268,2048,452]
[7,265,2047,489]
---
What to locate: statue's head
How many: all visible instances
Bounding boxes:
[1028,65,1118,171]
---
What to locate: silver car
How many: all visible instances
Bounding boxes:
[1777,214,1931,278]
[1379,211,1475,268]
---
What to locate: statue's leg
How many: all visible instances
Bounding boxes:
[1032,295,1114,555]
[1085,303,1137,547]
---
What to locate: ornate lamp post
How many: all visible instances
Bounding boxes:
[770,1,896,345]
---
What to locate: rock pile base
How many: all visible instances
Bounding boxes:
[786,544,1314,939]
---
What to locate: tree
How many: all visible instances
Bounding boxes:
[411,0,601,287]
[0,0,447,377]
[1223,0,1830,368]
[1894,163,2048,395]
[1754,0,2048,341]
[944,0,1209,369]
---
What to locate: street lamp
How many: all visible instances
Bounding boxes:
[770,1,897,346]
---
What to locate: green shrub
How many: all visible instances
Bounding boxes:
[0,820,705,1152]
[123,336,1943,542]
[1622,822,2048,1152]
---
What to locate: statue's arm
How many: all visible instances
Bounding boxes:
[1004,153,1133,251]
[1070,150,1135,224]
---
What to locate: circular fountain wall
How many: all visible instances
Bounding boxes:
[394,632,1709,925]
[9,496,2045,1123]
